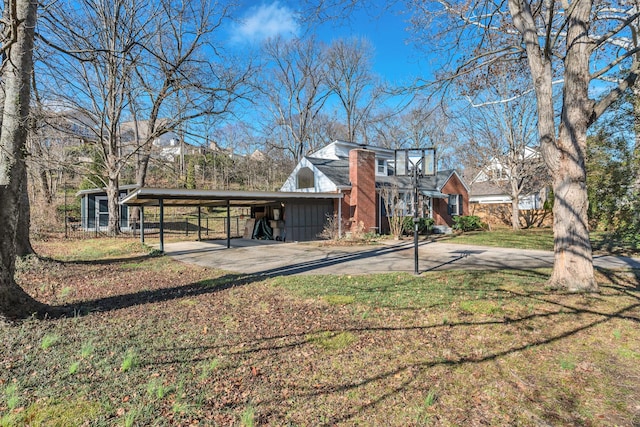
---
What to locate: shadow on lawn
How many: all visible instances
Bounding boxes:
[46,242,422,316]
[38,248,640,424]
[129,278,640,426]
[46,239,556,317]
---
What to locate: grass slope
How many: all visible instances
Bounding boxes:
[1,238,639,426]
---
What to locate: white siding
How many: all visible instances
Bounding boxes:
[280,158,338,192]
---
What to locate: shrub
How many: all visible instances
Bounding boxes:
[452,215,485,232]
[402,217,434,235]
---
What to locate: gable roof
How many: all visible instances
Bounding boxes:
[306,157,351,187]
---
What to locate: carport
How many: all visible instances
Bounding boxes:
[120,188,343,252]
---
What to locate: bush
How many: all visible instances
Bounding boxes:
[402,216,434,235]
[452,215,485,232]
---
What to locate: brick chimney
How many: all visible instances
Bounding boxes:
[349,148,376,232]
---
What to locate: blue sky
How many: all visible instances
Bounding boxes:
[228,1,431,86]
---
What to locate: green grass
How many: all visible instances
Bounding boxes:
[240,404,256,427]
[445,228,640,255]
[270,270,546,311]
[121,350,138,372]
[40,334,60,350]
[308,331,357,350]
[44,238,153,261]
[445,228,555,251]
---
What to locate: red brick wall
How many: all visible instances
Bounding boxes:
[349,149,377,232]
[335,192,352,226]
[433,173,469,226]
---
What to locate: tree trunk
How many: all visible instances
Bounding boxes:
[16,166,35,257]
[106,174,120,236]
[511,197,520,230]
[0,0,47,321]
[633,86,640,197]
[547,0,597,291]
[130,150,150,226]
[509,0,597,292]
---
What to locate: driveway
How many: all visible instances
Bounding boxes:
[160,239,640,276]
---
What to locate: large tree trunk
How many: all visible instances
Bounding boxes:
[547,0,597,292]
[0,0,46,321]
[509,0,597,292]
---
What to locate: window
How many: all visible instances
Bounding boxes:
[490,166,508,180]
[376,159,387,175]
[296,167,314,189]
[448,194,462,216]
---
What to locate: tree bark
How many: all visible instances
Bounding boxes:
[16,165,35,257]
[547,0,597,291]
[106,173,120,236]
[511,197,520,230]
[0,0,47,321]
[509,0,597,292]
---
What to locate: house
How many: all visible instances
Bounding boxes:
[77,185,138,231]
[467,146,550,227]
[280,140,469,234]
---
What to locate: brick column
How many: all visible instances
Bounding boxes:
[349,149,376,232]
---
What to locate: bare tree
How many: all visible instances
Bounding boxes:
[38,0,250,234]
[404,0,640,292]
[130,0,250,187]
[38,0,154,235]
[324,37,383,143]
[0,0,46,320]
[379,183,405,239]
[126,0,250,222]
[261,36,331,161]
[457,80,548,229]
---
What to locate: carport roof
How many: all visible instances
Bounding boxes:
[120,187,343,208]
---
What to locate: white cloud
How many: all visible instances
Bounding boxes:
[233,2,300,44]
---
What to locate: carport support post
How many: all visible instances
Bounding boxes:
[140,207,145,244]
[159,198,165,253]
[197,206,202,241]
[226,200,231,248]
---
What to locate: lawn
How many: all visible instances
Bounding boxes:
[1,238,639,426]
[445,228,640,256]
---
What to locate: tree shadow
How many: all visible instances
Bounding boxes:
[135,282,639,426]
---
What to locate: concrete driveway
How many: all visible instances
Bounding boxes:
[160,238,640,276]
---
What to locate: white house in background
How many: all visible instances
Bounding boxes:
[468,146,548,210]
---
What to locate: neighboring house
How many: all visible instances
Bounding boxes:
[467,146,550,226]
[280,140,469,234]
[77,185,138,232]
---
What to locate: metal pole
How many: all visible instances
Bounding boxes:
[159,199,165,253]
[226,200,231,248]
[140,206,145,244]
[197,206,202,241]
[414,167,419,275]
[63,174,68,238]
